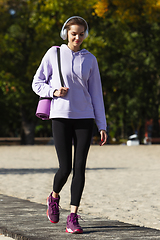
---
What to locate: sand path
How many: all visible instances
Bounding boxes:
[0,145,160,230]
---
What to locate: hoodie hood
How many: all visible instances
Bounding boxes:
[60,44,90,86]
[61,44,90,55]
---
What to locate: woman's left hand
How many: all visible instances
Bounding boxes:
[99,130,107,146]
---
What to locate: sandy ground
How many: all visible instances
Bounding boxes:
[0,236,13,240]
[0,145,160,231]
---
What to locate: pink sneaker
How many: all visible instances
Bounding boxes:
[66,213,83,234]
[47,192,60,223]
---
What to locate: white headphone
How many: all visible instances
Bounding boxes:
[60,16,89,40]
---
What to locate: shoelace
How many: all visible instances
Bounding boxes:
[49,201,59,215]
[71,215,84,226]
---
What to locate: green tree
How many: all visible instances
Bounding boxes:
[91,0,160,141]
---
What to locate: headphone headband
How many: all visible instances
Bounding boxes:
[60,16,89,40]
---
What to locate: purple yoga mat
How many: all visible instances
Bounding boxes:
[35,98,52,120]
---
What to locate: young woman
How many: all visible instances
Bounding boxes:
[32,16,107,234]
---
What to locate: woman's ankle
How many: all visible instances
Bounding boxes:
[52,191,59,199]
[71,205,78,214]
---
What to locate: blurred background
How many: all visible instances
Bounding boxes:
[0,0,160,145]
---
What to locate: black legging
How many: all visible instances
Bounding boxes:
[52,118,94,206]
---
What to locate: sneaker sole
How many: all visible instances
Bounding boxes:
[46,197,59,224]
[66,228,83,234]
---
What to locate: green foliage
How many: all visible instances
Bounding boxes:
[0,0,160,142]
[83,5,160,140]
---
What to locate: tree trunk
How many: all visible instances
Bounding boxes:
[21,121,35,145]
[21,109,35,145]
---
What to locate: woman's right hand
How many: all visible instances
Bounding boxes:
[53,87,69,97]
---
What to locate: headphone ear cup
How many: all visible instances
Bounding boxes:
[84,30,88,39]
[61,29,67,40]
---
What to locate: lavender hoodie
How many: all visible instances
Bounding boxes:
[32,44,106,131]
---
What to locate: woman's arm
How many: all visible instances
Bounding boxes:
[88,56,107,133]
[32,47,57,98]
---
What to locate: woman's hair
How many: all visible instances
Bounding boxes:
[64,17,87,31]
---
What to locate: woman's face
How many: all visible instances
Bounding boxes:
[67,24,85,52]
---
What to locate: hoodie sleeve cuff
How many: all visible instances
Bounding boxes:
[49,89,58,98]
